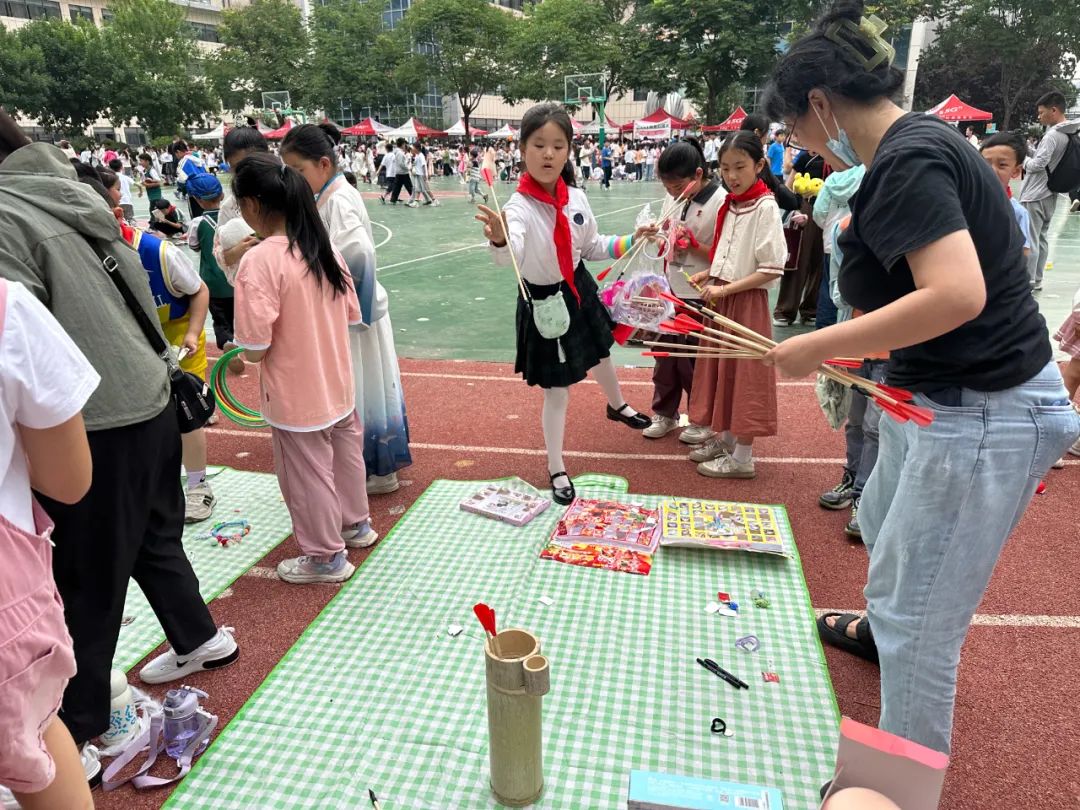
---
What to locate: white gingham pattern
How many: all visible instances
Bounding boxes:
[112,468,293,671]
[165,475,839,810]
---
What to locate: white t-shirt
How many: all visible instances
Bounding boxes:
[118,173,134,205]
[0,280,99,533]
[704,138,718,161]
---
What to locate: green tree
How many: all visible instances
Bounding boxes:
[914,0,1079,129]
[624,0,789,124]
[101,0,216,138]
[209,0,310,113]
[397,0,513,134]
[308,0,418,121]
[502,0,633,106]
[0,27,47,118]
[15,20,109,136]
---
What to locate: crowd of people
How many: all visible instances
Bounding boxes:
[2,0,1080,805]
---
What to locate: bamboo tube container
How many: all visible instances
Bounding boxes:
[484,628,551,806]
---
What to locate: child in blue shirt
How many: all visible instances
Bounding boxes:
[979,131,1034,255]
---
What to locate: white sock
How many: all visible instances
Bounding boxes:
[720,431,735,446]
[732,444,753,464]
[186,469,206,489]
[543,387,571,486]
[591,357,636,415]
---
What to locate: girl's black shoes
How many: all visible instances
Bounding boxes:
[607,403,650,429]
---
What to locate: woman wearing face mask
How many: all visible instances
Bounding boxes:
[761,0,1080,756]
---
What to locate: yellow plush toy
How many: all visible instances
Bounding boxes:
[792,172,824,198]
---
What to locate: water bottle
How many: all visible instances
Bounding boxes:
[162,686,210,760]
[101,669,137,748]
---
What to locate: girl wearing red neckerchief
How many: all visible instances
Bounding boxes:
[476,103,655,505]
[687,132,788,480]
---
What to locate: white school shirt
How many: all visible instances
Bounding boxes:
[663,181,727,297]
[0,281,100,533]
[413,154,427,177]
[704,138,718,162]
[381,151,396,178]
[707,195,787,289]
[117,173,135,206]
[490,186,617,286]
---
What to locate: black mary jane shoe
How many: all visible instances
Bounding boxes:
[606,403,651,430]
[550,472,576,506]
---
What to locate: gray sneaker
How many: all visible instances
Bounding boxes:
[277,552,356,584]
[184,481,215,524]
[844,496,862,539]
[819,470,855,510]
[643,414,679,439]
[688,436,734,463]
[679,424,715,445]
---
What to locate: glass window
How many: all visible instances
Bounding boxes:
[68,4,93,22]
[124,127,146,146]
[189,21,218,42]
[27,0,59,18]
[101,8,113,21]
[633,89,648,102]
[4,1,30,18]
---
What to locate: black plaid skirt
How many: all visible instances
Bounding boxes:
[515,262,615,388]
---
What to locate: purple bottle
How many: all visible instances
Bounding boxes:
[162,686,211,760]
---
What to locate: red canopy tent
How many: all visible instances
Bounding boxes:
[341,118,391,137]
[621,107,693,133]
[927,94,993,122]
[263,119,294,140]
[702,106,748,132]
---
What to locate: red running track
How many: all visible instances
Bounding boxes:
[95,356,1080,810]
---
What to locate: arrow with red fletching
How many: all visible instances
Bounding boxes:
[473,602,501,657]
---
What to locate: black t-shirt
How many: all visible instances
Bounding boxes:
[793,150,826,179]
[838,113,1050,392]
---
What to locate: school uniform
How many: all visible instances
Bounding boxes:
[688,192,786,438]
[652,181,726,419]
[491,184,631,388]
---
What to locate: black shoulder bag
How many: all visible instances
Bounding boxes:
[91,239,216,433]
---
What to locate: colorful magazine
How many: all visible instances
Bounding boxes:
[659,500,789,557]
[459,482,551,527]
[551,498,661,553]
[539,542,652,576]
[627,769,784,809]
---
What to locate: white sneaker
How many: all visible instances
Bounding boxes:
[688,436,734,463]
[1053,457,1066,469]
[1071,198,1080,213]
[1069,436,1080,457]
[277,553,356,584]
[772,316,793,327]
[0,785,19,809]
[342,523,379,549]
[81,743,101,788]
[697,455,756,479]
[138,626,239,685]
[366,472,400,495]
[643,415,679,439]
[184,481,215,524]
[679,425,715,445]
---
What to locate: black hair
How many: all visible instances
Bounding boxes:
[78,174,112,206]
[741,113,769,135]
[657,139,706,180]
[108,158,122,171]
[71,160,98,180]
[151,198,173,211]
[519,102,577,187]
[395,137,406,148]
[979,130,1027,164]
[343,170,357,187]
[223,125,269,162]
[175,139,189,153]
[719,131,786,196]
[138,152,153,163]
[232,152,347,297]
[763,0,905,121]
[1036,90,1067,111]
[281,123,340,164]
[96,167,119,190]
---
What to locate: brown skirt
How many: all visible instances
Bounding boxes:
[688,287,778,438]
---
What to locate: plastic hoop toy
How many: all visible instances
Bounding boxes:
[210,348,267,428]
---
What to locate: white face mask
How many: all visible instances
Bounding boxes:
[812,105,861,168]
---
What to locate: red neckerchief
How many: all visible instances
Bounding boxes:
[708,179,771,265]
[516,172,579,302]
[1005,185,1013,199]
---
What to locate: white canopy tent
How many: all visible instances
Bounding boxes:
[488,123,518,139]
[193,123,226,140]
[382,117,447,140]
[446,119,489,137]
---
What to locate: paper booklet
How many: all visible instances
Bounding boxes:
[659,500,789,557]
[628,770,784,810]
[551,498,661,554]
[459,481,551,527]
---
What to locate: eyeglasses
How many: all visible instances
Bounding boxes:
[783,125,803,150]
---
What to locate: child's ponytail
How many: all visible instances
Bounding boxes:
[233,152,348,296]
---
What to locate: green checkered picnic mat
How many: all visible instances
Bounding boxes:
[165,475,839,810]
[112,468,292,672]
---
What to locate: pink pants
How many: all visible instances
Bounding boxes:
[271,410,370,558]
[0,501,77,794]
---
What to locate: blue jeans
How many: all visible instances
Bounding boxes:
[860,360,1080,754]
[815,254,838,329]
[844,360,888,496]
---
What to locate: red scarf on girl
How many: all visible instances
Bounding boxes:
[516,173,579,302]
[708,179,771,265]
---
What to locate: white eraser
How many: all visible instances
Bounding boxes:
[705,601,721,614]
[539,596,554,606]
[448,624,464,637]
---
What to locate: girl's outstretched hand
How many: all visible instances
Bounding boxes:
[476,205,507,246]
[634,223,659,241]
[761,332,829,378]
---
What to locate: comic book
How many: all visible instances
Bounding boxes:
[659,500,789,557]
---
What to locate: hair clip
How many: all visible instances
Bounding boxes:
[825,14,895,71]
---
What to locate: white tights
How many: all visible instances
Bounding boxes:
[542,357,636,487]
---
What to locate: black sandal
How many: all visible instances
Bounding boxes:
[606,404,650,430]
[817,612,879,664]
[549,472,576,506]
